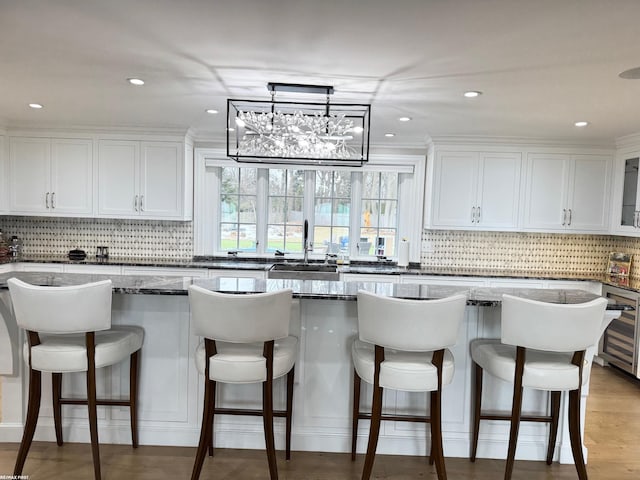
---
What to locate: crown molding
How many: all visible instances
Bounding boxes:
[616,131,640,149]
[6,123,189,137]
[427,135,615,150]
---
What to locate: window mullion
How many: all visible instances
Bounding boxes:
[303,171,315,248]
[256,168,269,255]
[350,172,362,258]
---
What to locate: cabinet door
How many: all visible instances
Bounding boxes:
[611,156,639,234]
[522,153,570,230]
[98,140,139,216]
[476,152,522,229]
[139,142,183,218]
[0,136,5,213]
[567,155,611,232]
[51,139,93,215]
[431,151,478,227]
[9,137,51,213]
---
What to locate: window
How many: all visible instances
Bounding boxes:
[219,167,257,252]
[195,151,423,260]
[360,172,398,256]
[268,169,305,253]
[314,171,351,254]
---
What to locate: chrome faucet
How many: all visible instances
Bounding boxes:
[303,219,310,264]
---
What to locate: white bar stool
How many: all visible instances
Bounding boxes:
[351,291,467,480]
[470,294,609,480]
[188,286,297,480]
[8,278,144,480]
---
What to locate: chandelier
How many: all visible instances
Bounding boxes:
[227,83,371,166]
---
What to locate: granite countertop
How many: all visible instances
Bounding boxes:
[2,254,637,293]
[0,271,630,310]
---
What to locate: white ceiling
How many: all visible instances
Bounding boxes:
[2,0,640,148]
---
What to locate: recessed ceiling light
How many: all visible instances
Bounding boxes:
[205,109,219,114]
[384,133,395,137]
[464,91,482,98]
[28,103,43,109]
[574,121,589,127]
[398,116,411,122]
[127,78,145,86]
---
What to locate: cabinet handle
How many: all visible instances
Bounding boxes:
[45,192,50,209]
[562,209,566,226]
[568,208,572,226]
[134,195,139,212]
[471,207,476,223]
[51,192,55,209]
[636,211,639,228]
[140,195,144,212]
[477,206,481,223]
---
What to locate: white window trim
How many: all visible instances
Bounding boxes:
[193,148,425,262]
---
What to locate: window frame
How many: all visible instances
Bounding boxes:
[193,149,425,263]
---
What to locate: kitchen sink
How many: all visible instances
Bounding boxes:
[268,263,340,281]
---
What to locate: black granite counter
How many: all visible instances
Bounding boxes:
[0,271,630,310]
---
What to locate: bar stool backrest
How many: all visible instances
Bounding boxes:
[188,285,293,343]
[8,278,112,334]
[501,294,608,352]
[356,291,467,352]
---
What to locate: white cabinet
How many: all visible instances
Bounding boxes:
[98,140,191,220]
[429,150,522,230]
[522,153,611,232]
[0,135,5,213]
[9,137,93,216]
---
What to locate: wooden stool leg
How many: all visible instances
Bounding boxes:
[130,350,140,448]
[361,346,384,480]
[547,391,561,464]
[351,368,361,461]
[285,366,295,461]
[505,347,525,480]
[569,388,588,480]
[86,333,102,480]
[14,368,41,476]
[431,389,447,480]
[52,372,64,446]
[191,377,215,480]
[470,363,483,462]
[263,341,278,480]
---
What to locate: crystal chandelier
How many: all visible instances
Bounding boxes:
[227,83,371,165]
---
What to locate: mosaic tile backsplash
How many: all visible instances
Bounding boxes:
[2,216,640,279]
[0,216,193,259]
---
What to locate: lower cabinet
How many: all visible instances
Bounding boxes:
[600,285,640,378]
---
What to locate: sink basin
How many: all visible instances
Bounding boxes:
[268,263,340,281]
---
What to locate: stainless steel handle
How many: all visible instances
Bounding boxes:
[477,206,481,223]
[636,211,639,228]
[46,192,50,209]
[140,195,144,212]
[134,195,138,212]
[568,208,572,226]
[471,207,476,223]
[51,192,55,209]
[562,209,566,226]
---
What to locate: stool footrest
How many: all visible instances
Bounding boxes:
[60,398,131,407]
[215,407,287,418]
[480,412,553,423]
[358,412,431,424]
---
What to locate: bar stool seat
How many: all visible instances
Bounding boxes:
[352,340,455,391]
[25,326,143,373]
[195,336,297,383]
[471,339,588,390]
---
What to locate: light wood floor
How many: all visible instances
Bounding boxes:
[1,364,639,479]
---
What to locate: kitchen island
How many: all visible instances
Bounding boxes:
[0,271,623,465]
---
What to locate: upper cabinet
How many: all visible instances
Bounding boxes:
[9,137,93,216]
[611,151,640,235]
[428,150,522,230]
[97,139,192,220]
[522,153,612,232]
[0,135,5,213]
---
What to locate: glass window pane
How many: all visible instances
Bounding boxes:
[380,172,398,199]
[237,224,256,251]
[269,169,285,195]
[268,197,285,224]
[239,168,257,194]
[314,198,332,226]
[333,199,350,226]
[315,171,333,197]
[287,170,306,196]
[239,196,256,223]
[286,198,304,223]
[222,167,239,192]
[379,200,398,227]
[333,171,351,197]
[362,172,378,198]
[220,223,238,251]
[221,194,238,223]
[286,224,303,253]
